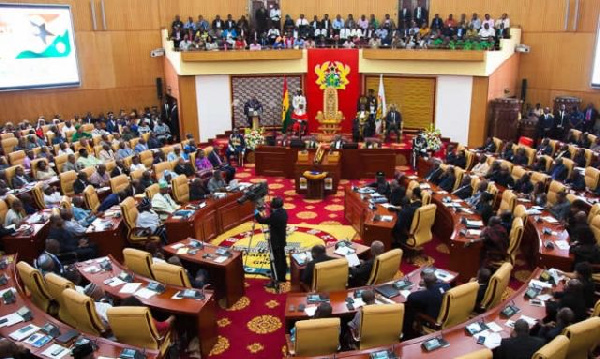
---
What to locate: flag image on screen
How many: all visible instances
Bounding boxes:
[0,4,80,91]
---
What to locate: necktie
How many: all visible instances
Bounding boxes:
[586,110,591,120]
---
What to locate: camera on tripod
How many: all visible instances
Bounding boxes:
[237,181,269,209]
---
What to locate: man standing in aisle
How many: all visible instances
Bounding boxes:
[255,196,288,289]
[554,104,569,140]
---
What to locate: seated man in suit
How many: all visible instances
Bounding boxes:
[554,144,571,160]
[474,267,491,310]
[392,188,423,247]
[437,166,456,192]
[513,172,534,195]
[384,104,402,143]
[454,150,467,169]
[479,137,496,153]
[537,307,574,344]
[512,148,529,166]
[565,170,585,192]
[366,171,391,197]
[536,138,553,156]
[403,267,451,339]
[549,191,571,222]
[452,175,473,199]
[301,245,334,287]
[424,160,443,183]
[348,240,384,287]
[445,145,457,165]
[549,158,569,182]
[493,319,544,359]
[500,142,515,161]
[490,165,514,188]
[225,128,246,166]
[330,134,345,150]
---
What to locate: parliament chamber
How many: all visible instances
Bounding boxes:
[0,0,599,358]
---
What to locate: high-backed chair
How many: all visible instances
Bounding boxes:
[129,138,140,150]
[4,165,18,188]
[130,168,145,181]
[105,160,116,173]
[120,197,161,246]
[584,149,594,167]
[123,248,154,279]
[524,147,536,166]
[547,181,567,205]
[404,204,436,261]
[479,263,513,311]
[511,166,527,181]
[498,190,517,213]
[83,185,100,212]
[548,140,558,156]
[453,167,465,191]
[62,288,106,335]
[312,257,348,292]
[80,166,95,179]
[151,262,191,287]
[465,150,476,170]
[562,158,574,178]
[291,318,341,357]
[122,155,134,169]
[585,167,600,192]
[421,190,432,205]
[561,317,600,359]
[358,304,404,349]
[591,215,600,244]
[503,218,525,266]
[139,150,153,168]
[110,174,129,194]
[540,155,555,172]
[366,249,403,285]
[31,182,46,209]
[153,161,174,181]
[59,170,77,196]
[106,307,172,354]
[44,273,77,327]
[513,204,528,224]
[487,184,499,207]
[588,204,600,224]
[0,133,14,140]
[54,154,68,174]
[8,150,26,166]
[592,299,600,317]
[492,137,503,154]
[532,335,570,359]
[171,175,189,204]
[455,349,493,359]
[1,137,18,154]
[421,281,479,333]
[406,180,419,198]
[16,261,54,313]
[569,129,582,143]
[531,172,550,187]
[0,199,8,225]
[145,183,160,200]
[30,158,49,180]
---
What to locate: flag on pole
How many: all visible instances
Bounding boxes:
[376,74,387,120]
[281,77,292,133]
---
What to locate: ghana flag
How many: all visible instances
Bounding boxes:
[281,77,292,133]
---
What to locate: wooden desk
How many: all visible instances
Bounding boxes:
[296,269,551,359]
[289,242,371,292]
[85,216,126,262]
[284,267,458,331]
[344,187,396,251]
[255,147,398,180]
[164,193,254,244]
[0,255,159,359]
[76,256,217,357]
[0,210,52,263]
[163,238,245,308]
[295,151,341,196]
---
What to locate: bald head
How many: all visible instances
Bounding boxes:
[371,241,385,256]
[513,319,530,336]
[36,254,54,272]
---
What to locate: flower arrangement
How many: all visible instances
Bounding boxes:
[422,124,443,152]
[244,127,265,150]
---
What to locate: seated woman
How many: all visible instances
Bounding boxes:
[4,199,25,227]
[194,149,213,176]
[35,160,56,180]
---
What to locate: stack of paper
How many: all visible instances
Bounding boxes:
[0,313,24,328]
[135,287,159,299]
[119,283,141,294]
[334,246,354,256]
[345,253,360,267]
[554,240,570,250]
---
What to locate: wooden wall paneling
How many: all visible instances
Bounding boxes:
[0,87,159,121]
[7,0,94,31]
[575,0,600,33]
[76,32,117,89]
[164,58,181,99]
[102,0,160,30]
[487,53,520,100]
[157,0,248,29]
[365,76,436,129]
[177,76,199,141]
[109,31,165,88]
[468,77,490,148]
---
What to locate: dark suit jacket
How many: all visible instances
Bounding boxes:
[406,283,450,319]
[512,154,529,166]
[454,156,467,169]
[255,208,288,249]
[453,185,473,199]
[413,7,428,22]
[550,164,568,181]
[73,179,91,194]
[349,257,375,287]
[425,167,443,182]
[301,254,334,286]
[392,200,422,242]
[385,111,402,127]
[493,335,545,359]
[438,174,456,192]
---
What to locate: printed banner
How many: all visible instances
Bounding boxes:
[305,49,360,134]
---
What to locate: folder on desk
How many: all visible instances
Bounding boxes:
[375,284,400,299]
[465,220,483,228]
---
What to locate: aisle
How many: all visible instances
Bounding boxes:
[206,164,532,358]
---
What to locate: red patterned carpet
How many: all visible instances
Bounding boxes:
[206,164,531,359]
